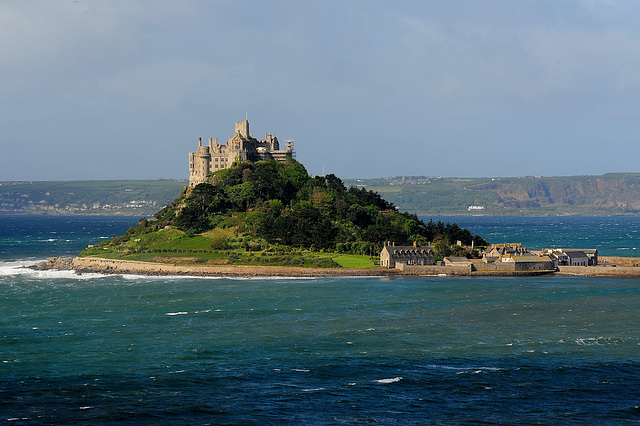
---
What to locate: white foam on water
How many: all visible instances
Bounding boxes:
[165,312,188,316]
[375,377,402,384]
[0,261,39,276]
[118,273,228,281]
[428,364,503,373]
[0,261,104,280]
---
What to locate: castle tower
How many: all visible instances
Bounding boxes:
[235,119,249,138]
[189,137,211,187]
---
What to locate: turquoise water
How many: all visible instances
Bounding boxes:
[1,215,640,423]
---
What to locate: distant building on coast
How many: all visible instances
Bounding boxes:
[189,119,294,187]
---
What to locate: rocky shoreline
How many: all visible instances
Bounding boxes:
[31,257,401,278]
[30,256,640,278]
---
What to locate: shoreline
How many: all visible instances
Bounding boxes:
[31,256,640,278]
[34,257,401,278]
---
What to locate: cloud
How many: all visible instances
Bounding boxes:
[2,1,640,180]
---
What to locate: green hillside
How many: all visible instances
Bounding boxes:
[80,159,487,266]
[344,173,640,215]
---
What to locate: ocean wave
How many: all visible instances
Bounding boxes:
[375,377,403,384]
[0,261,104,280]
[115,273,321,281]
[425,364,503,373]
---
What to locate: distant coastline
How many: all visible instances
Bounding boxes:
[4,173,640,216]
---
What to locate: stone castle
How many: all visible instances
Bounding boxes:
[188,119,294,187]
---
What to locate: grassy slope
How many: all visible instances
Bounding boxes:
[81,227,379,269]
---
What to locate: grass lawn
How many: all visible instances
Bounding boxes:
[331,254,378,268]
[83,250,379,269]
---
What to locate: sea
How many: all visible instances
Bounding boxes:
[1,214,640,424]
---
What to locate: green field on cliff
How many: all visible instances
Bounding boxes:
[344,173,640,215]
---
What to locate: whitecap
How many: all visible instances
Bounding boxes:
[0,262,105,280]
[375,377,402,384]
[165,312,188,316]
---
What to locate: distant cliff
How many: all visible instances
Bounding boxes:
[344,173,640,215]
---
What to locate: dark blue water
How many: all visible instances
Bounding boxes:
[426,215,640,257]
[0,215,139,261]
[2,215,640,424]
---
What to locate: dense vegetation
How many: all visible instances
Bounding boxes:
[81,158,487,264]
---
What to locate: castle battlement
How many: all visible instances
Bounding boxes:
[188,119,295,187]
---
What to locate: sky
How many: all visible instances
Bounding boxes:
[1,0,639,180]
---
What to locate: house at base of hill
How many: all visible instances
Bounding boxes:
[444,257,473,266]
[483,243,532,262]
[497,255,556,271]
[449,254,555,272]
[543,248,598,266]
[380,243,435,269]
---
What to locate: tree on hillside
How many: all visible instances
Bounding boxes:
[126,158,487,254]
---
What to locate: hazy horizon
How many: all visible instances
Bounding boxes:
[2,1,639,181]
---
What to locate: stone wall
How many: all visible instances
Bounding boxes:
[398,264,472,276]
[557,265,640,277]
[599,256,640,267]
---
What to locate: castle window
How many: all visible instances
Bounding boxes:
[215,158,218,162]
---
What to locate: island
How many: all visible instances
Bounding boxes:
[33,119,640,278]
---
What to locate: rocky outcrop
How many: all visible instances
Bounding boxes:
[31,257,74,271]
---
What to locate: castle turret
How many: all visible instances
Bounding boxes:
[235,119,249,138]
[189,137,211,187]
